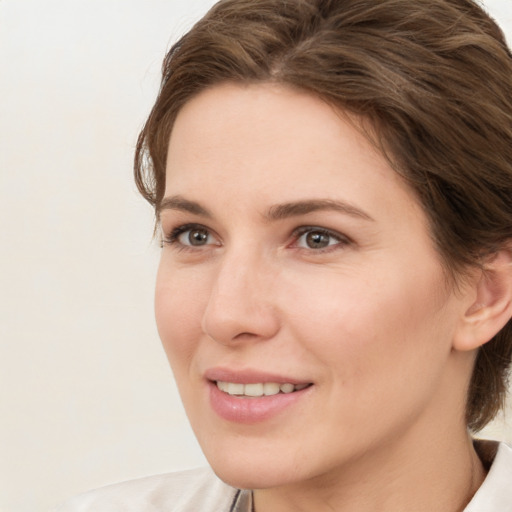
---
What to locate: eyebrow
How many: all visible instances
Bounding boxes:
[158,195,374,222]
[265,199,374,222]
[158,195,212,218]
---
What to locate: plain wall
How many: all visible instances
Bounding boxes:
[0,1,511,511]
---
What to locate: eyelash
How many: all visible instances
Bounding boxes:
[161,223,351,253]
[291,226,351,253]
[161,223,215,249]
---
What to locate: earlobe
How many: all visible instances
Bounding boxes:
[453,249,512,352]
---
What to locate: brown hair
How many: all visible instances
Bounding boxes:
[135,0,512,431]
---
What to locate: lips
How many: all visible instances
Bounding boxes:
[204,367,311,386]
[205,368,313,423]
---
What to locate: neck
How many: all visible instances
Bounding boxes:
[253,425,485,512]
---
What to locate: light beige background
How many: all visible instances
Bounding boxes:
[0,1,511,511]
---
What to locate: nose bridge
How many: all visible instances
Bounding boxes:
[201,244,279,344]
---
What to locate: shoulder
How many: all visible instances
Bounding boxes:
[53,467,244,512]
[465,442,512,512]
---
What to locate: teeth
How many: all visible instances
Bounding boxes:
[244,383,263,397]
[263,382,280,396]
[228,383,244,395]
[280,383,294,394]
[216,381,309,397]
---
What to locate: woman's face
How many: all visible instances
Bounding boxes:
[155,83,471,489]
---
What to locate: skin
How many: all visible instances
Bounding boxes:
[155,82,487,511]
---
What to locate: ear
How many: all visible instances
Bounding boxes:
[453,249,512,352]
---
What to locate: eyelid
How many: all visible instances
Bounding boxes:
[290,225,352,250]
[161,222,220,248]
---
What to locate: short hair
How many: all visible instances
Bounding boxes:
[135,0,512,432]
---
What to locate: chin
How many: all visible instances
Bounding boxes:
[210,460,299,490]
[201,437,330,491]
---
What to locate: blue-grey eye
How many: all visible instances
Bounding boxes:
[305,231,331,249]
[163,223,219,249]
[182,228,210,246]
[295,228,344,250]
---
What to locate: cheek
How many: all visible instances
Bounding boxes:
[154,264,207,371]
[283,264,451,386]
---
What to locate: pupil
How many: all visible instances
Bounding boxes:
[306,232,329,248]
[189,229,208,245]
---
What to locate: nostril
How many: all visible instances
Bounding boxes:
[203,330,261,346]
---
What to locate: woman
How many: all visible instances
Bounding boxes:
[57,0,512,510]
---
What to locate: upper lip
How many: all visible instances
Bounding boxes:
[204,367,312,385]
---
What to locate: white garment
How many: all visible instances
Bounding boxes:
[54,442,512,512]
[465,442,512,512]
[53,467,250,512]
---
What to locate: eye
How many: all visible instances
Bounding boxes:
[162,223,219,248]
[180,227,211,246]
[293,227,348,250]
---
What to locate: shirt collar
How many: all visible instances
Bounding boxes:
[465,442,512,511]
[231,489,253,512]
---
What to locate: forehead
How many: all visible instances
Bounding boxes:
[165,82,408,198]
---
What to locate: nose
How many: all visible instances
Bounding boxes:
[201,251,280,346]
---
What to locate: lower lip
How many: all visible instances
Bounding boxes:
[208,381,312,424]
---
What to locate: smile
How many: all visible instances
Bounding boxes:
[216,381,311,397]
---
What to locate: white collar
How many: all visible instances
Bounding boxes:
[465,442,512,511]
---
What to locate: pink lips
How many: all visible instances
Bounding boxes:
[205,368,313,424]
[205,368,310,385]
